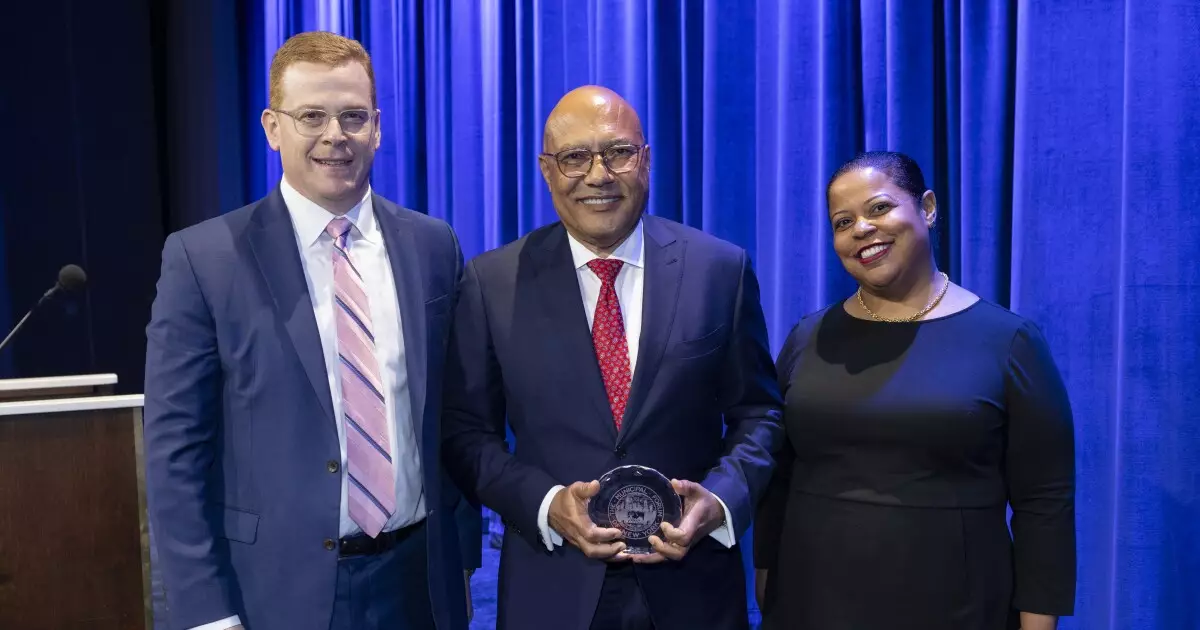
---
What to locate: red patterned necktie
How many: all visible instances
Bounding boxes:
[587,258,632,431]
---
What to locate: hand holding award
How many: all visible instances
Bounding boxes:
[547,480,628,560]
[587,465,683,556]
[587,465,727,564]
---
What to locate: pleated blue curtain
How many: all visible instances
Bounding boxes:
[236,2,1200,627]
[1011,4,1200,627]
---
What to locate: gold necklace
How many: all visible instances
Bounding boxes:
[856,272,951,323]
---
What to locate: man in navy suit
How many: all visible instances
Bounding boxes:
[442,85,785,630]
[143,32,478,630]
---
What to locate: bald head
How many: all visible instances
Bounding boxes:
[543,85,644,152]
[537,85,650,257]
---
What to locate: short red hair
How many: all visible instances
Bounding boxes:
[268,31,376,110]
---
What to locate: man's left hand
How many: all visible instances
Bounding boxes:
[632,479,725,564]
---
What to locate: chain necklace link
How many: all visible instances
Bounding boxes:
[856,272,951,323]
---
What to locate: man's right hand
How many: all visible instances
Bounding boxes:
[547,481,627,560]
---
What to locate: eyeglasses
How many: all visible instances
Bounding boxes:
[273,108,375,137]
[542,144,644,178]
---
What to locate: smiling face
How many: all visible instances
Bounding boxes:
[261,61,380,214]
[827,166,937,292]
[539,86,649,255]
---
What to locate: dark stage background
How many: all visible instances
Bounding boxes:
[1,1,1198,628]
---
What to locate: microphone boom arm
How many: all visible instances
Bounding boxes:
[0,274,75,354]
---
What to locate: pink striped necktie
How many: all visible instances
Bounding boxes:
[326,217,395,537]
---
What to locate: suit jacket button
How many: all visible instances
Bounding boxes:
[323,538,336,551]
[614,448,627,459]
[327,460,340,473]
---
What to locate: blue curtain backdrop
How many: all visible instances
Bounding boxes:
[202,0,1199,627]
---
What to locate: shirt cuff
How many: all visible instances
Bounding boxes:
[187,615,241,630]
[707,493,737,548]
[537,485,566,551]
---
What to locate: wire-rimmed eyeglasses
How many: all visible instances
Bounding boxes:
[541,144,644,178]
[272,108,375,137]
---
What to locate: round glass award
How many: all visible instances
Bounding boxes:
[588,465,683,554]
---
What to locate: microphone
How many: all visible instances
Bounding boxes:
[0,264,88,354]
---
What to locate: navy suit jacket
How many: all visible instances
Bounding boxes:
[143,189,479,630]
[442,216,785,630]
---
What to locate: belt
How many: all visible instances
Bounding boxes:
[338,519,425,558]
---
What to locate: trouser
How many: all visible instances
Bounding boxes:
[590,563,656,630]
[329,521,434,630]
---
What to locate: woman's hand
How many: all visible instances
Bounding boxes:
[1019,611,1057,630]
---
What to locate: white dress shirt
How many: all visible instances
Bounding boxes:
[191,178,425,630]
[535,219,736,552]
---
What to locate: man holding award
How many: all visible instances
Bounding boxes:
[442,85,784,630]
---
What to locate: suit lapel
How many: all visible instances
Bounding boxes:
[619,216,683,444]
[528,226,618,441]
[374,196,428,448]
[247,189,337,435]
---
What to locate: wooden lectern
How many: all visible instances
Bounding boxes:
[0,377,150,630]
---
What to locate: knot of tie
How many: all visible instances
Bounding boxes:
[325,217,353,244]
[587,258,624,286]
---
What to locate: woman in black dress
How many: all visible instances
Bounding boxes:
[753,152,1075,630]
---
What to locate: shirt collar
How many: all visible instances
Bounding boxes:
[279,176,377,247]
[566,217,646,271]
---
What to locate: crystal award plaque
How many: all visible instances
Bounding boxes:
[588,465,683,554]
